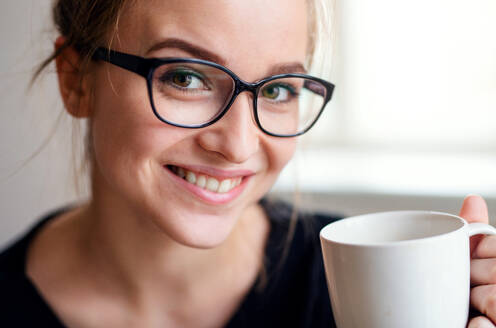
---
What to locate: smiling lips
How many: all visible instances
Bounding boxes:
[167,165,244,194]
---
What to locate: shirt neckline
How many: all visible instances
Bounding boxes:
[17,198,286,327]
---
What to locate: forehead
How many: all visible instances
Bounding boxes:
[117,0,309,77]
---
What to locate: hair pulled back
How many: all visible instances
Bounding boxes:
[35,0,331,81]
[33,0,130,81]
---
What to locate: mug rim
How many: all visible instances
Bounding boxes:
[320,210,467,247]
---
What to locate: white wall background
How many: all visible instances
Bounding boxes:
[1,0,496,248]
[0,1,82,248]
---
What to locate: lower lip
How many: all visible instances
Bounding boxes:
[163,166,251,205]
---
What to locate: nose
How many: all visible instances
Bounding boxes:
[196,92,260,163]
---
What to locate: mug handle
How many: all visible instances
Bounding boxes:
[467,222,496,237]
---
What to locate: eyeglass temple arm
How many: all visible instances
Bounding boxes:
[92,48,151,78]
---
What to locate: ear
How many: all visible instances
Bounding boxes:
[55,36,92,118]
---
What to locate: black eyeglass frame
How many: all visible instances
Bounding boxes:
[92,47,335,137]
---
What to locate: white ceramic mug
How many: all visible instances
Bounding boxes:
[320,210,496,328]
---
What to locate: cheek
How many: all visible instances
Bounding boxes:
[89,70,187,191]
[249,138,296,203]
[91,87,149,169]
[276,138,297,166]
[266,138,297,176]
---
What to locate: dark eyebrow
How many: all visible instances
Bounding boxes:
[147,38,226,65]
[268,62,307,76]
[147,37,307,77]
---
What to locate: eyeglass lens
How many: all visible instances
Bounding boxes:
[151,62,327,135]
[256,77,326,135]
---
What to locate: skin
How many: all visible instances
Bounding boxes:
[23,1,496,327]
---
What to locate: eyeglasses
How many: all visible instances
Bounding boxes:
[92,47,335,137]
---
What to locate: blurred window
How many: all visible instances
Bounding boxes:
[274,0,496,197]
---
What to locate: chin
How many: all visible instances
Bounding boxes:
[153,209,239,249]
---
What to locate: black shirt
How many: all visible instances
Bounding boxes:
[0,198,341,327]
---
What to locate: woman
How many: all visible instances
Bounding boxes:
[1,0,495,327]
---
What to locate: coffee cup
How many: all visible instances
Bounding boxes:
[320,210,496,328]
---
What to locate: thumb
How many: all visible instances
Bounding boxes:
[458,194,489,255]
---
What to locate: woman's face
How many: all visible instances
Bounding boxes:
[89,0,308,248]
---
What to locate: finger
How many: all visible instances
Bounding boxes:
[468,316,496,328]
[473,236,496,259]
[459,195,489,255]
[460,195,489,224]
[471,284,496,323]
[471,258,496,286]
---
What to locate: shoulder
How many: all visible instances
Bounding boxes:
[0,207,66,274]
[0,228,33,276]
[0,236,46,324]
[260,196,342,224]
[260,196,343,268]
[0,209,69,327]
[260,196,343,246]
[0,211,44,299]
[0,270,65,327]
[253,197,342,327]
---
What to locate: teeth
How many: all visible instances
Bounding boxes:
[196,175,206,188]
[218,179,231,193]
[206,177,219,192]
[171,166,243,194]
[186,171,196,184]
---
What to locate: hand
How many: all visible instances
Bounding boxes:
[461,195,496,327]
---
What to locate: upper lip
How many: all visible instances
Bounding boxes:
[166,164,255,179]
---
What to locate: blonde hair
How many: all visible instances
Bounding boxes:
[307,0,335,78]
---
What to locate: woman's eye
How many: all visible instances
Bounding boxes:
[173,72,193,87]
[261,84,297,102]
[160,70,209,91]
